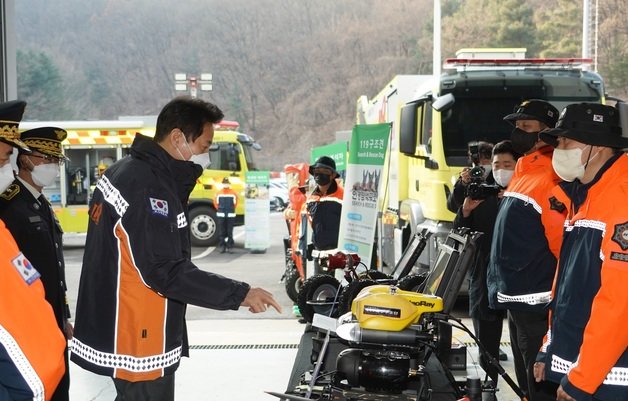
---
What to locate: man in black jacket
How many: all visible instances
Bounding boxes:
[0,126,72,401]
[452,140,520,384]
[71,96,281,401]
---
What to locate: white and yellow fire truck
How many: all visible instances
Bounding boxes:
[358,48,606,269]
[19,119,261,246]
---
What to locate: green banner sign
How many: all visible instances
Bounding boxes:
[310,141,348,171]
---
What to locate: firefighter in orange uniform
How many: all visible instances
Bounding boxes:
[0,100,66,401]
[283,164,309,274]
[214,177,238,253]
[533,103,628,401]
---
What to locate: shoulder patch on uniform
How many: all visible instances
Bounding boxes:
[12,252,41,285]
[612,221,628,251]
[610,252,628,263]
[149,197,169,217]
[0,183,20,201]
[549,196,566,213]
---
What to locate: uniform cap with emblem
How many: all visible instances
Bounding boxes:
[503,99,559,128]
[539,103,627,149]
[0,100,30,151]
[19,126,70,161]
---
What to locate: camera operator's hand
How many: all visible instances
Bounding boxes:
[241,288,283,313]
[459,167,472,185]
[461,196,483,218]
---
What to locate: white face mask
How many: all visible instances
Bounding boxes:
[552,146,590,182]
[30,160,60,187]
[493,168,514,188]
[190,152,211,169]
[0,163,15,192]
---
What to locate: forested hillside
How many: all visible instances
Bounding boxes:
[15,0,628,169]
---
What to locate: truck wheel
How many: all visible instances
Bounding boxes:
[189,206,219,247]
[284,268,302,303]
[297,275,341,324]
[397,272,429,293]
[338,279,376,316]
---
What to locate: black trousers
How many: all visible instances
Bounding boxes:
[113,374,175,401]
[508,309,558,401]
[218,216,235,248]
[472,317,504,384]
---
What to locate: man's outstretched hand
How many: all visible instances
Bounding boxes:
[241,288,283,313]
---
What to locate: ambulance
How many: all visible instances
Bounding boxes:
[19,119,261,246]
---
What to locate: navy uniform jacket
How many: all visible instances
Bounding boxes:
[0,179,70,330]
[71,134,250,381]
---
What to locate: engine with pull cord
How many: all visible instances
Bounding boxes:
[270,228,528,401]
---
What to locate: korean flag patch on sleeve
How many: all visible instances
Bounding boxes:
[12,252,41,285]
[150,197,169,217]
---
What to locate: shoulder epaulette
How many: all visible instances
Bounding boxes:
[0,183,20,201]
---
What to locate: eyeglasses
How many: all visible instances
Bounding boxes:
[30,153,65,165]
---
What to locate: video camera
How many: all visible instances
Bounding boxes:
[466,165,500,200]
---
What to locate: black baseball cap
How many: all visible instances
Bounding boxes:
[540,103,627,149]
[504,99,559,128]
[309,156,337,176]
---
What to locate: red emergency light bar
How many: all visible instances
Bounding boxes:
[215,120,240,130]
[444,57,593,68]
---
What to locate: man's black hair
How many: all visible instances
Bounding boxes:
[477,141,494,161]
[154,96,224,143]
[492,139,521,160]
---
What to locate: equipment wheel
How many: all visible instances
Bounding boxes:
[338,279,376,316]
[397,272,429,293]
[189,206,219,247]
[297,275,341,323]
[284,267,303,303]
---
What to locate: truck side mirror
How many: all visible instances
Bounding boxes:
[432,93,455,112]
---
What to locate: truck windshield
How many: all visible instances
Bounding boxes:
[242,144,258,171]
[440,76,602,167]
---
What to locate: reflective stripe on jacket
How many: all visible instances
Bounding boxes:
[542,153,628,400]
[71,135,250,382]
[487,147,566,312]
[0,221,66,401]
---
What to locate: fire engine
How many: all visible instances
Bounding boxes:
[18,119,261,246]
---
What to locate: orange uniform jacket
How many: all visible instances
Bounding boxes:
[0,220,66,401]
[540,153,628,400]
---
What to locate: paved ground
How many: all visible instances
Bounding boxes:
[63,212,522,400]
[68,317,521,401]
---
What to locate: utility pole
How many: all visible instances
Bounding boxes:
[0,0,17,101]
[433,0,441,77]
[582,0,599,71]
[174,73,213,98]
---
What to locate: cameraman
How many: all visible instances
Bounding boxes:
[447,141,494,213]
[453,140,520,384]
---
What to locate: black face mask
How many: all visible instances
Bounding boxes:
[510,127,539,154]
[314,173,331,186]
